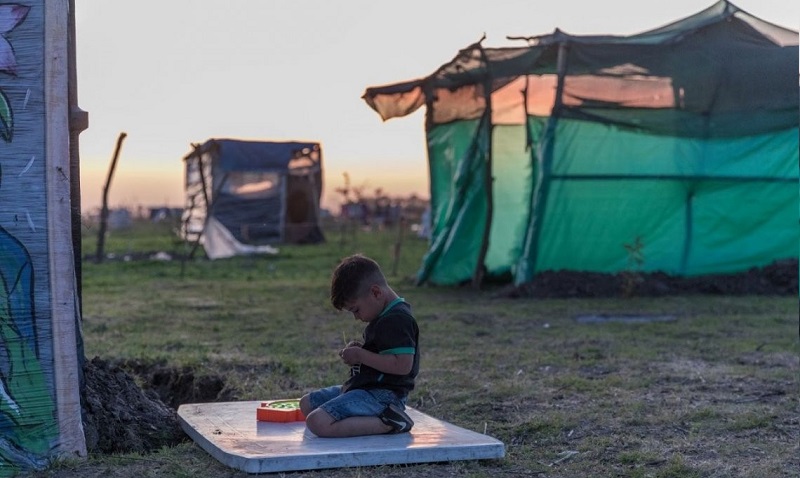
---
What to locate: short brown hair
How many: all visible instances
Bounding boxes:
[330,254,387,310]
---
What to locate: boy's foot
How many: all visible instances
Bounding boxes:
[379,403,414,434]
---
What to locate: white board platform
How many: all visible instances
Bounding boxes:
[178,401,505,474]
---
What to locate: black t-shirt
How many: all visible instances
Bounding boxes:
[344,300,419,397]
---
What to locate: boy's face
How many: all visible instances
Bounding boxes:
[343,285,383,323]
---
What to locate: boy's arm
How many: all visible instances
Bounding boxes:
[340,346,413,375]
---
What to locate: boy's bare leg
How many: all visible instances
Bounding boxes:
[305,408,392,437]
[299,394,313,417]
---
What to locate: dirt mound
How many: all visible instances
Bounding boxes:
[503,259,798,298]
[82,357,185,454]
[81,357,237,454]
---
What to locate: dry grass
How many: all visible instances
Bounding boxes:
[20,221,800,477]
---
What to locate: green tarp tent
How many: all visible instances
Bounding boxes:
[362,0,799,287]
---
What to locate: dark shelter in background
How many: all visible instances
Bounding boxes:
[362,0,799,287]
[182,139,324,259]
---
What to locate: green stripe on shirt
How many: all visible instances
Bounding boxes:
[380,347,415,355]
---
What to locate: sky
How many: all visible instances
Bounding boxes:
[74,0,798,213]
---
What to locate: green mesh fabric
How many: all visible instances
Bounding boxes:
[419,117,489,285]
[418,118,798,285]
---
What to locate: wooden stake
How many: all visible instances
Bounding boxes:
[392,216,405,277]
[95,131,126,263]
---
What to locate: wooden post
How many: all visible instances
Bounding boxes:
[472,42,494,289]
[391,216,405,277]
[339,216,347,247]
[67,0,88,311]
[47,0,88,459]
[95,132,126,263]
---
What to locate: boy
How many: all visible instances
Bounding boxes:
[299,254,419,437]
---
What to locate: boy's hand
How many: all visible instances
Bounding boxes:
[339,345,361,365]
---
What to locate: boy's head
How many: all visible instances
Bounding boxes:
[330,254,388,314]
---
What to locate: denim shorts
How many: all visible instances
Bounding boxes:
[307,385,406,422]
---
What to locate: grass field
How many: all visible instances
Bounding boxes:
[23,219,799,477]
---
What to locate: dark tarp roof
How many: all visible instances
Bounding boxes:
[185,139,321,172]
[362,0,798,138]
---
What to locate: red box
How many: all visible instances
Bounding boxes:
[256,399,305,422]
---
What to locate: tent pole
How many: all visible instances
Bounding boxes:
[471,44,494,289]
[186,173,228,261]
[180,145,210,266]
[516,42,569,286]
[680,188,695,274]
[307,165,322,240]
[181,147,227,273]
[195,145,211,209]
[415,84,437,285]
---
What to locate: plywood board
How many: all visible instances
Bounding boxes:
[178,401,505,474]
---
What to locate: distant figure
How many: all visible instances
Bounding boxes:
[299,254,419,437]
[418,205,431,239]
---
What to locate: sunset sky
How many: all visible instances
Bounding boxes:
[73,0,798,213]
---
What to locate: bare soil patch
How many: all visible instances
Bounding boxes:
[81,357,237,454]
[504,259,797,298]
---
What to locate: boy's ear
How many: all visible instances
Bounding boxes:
[369,284,382,298]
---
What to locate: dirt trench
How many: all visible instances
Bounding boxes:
[81,357,236,454]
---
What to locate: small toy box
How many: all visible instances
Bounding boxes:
[256,399,305,422]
